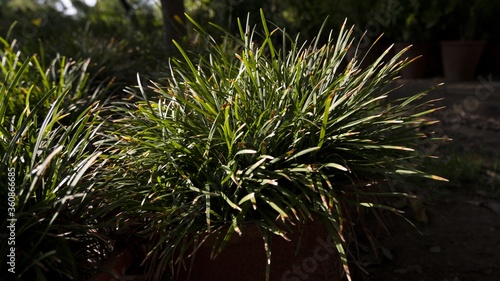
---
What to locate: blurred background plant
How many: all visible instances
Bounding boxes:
[2,0,498,80]
[385,0,442,43]
[432,0,499,41]
[1,0,167,95]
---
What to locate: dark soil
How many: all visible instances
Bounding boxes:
[352,193,500,281]
[351,79,500,281]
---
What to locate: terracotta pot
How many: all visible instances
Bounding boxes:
[440,41,485,80]
[394,43,432,79]
[87,248,135,281]
[175,221,343,281]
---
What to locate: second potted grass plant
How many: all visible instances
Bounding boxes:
[110,12,447,281]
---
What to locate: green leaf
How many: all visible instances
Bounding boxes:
[286,146,320,161]
[323,162,349,172]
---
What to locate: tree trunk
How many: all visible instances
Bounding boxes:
[160,0,186,58]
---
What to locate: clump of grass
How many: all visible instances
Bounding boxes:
[109,12,446,280]
[0,36,120,280]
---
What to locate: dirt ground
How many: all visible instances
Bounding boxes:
[352,193,500,281]
[351,79,500,281]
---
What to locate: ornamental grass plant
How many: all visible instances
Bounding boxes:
[0,36,121,280]
[110,12,446,280]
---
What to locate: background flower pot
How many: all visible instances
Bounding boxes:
[394,43,432,79]
[440,41,485,80]
[175,221,343,281]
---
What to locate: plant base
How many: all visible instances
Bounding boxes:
[175,221,342,281]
